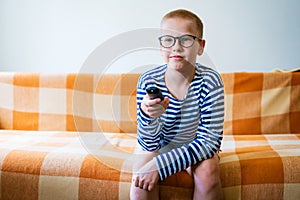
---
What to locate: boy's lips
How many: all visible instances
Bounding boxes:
[170,55,184,59]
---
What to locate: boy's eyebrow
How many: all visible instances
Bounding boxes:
[160,33,199,38]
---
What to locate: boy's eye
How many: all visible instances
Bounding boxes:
[180,36,193,42]
[163,37,174,42]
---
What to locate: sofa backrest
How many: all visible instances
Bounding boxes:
[222,72,300,135]
[0,73,139,133]
[0,72,299,135]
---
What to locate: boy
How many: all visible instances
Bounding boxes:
[130,9,224,200]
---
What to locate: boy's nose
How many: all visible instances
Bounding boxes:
[172,38,183,50]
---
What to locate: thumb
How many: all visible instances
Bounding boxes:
[161,97,170,109]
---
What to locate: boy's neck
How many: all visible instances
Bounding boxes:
[164,64,195,100]
[165,64,195,85]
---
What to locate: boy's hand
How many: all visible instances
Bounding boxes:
[134,159,159,192]
[141,95,170,118]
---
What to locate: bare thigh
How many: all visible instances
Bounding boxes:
[186,154,220,178]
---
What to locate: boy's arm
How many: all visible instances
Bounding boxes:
[136,81,163,152]
[154,75,224,180]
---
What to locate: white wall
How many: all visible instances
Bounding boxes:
[1,0,299,73]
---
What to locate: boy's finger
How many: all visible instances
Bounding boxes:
[148,184,154,192]
[134,176,140,187]
[143,183,149,191]
[144,98,161,106]
[161,97,170,108]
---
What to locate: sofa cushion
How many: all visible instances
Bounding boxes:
[222,72,300,135]
[1,72,299,135]
[0,130,299,199]
[0,73,140,133]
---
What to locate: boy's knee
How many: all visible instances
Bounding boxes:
[191,156,223,199]
[130,184,141,200]
[193,155,221,188]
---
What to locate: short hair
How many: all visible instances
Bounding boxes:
[161,9,204,39]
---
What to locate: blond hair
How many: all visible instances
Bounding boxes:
[161,9,204,39]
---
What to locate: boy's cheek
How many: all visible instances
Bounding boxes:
[160,47,170,55]
[160,50,170,62]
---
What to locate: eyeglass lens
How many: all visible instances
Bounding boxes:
[159,35,196,48]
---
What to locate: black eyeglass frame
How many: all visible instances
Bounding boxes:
[158,34,202,48]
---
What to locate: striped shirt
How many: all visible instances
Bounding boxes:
[136,63,224,180]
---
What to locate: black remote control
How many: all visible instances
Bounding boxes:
[146,86,164,101]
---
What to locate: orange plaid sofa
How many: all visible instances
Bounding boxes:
[0,72,299,200]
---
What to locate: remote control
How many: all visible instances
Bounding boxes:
[146,86,164,101]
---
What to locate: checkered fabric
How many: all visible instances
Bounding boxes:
[0,72,300,199]
[0,130,195,199]
[0,73,139,133]
[222,72,300,135]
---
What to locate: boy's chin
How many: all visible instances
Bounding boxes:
[167,60,194,71]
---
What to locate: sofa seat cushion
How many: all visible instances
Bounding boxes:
[0,130,299,199]
[0,130,193,199]
[220,134,300,200]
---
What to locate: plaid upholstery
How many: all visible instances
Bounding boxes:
[222,72,300,135]
[0,72,300,199]
[220,134,300,200]
[0,73,139,133]
[0,130,134,199]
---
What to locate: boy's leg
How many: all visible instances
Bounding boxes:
[186,154,223,200]
[130,151,159,200]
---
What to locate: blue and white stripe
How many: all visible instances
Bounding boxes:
[136,63,224,180]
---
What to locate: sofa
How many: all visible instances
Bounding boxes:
[0,71,299,200]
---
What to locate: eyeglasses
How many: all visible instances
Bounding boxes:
[158,34,201,48]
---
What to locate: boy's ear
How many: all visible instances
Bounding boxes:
[197,39,206,56]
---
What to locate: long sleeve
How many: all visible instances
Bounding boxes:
[154,69,224,180]
[136,70,166,152]
[136,64,225,180]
